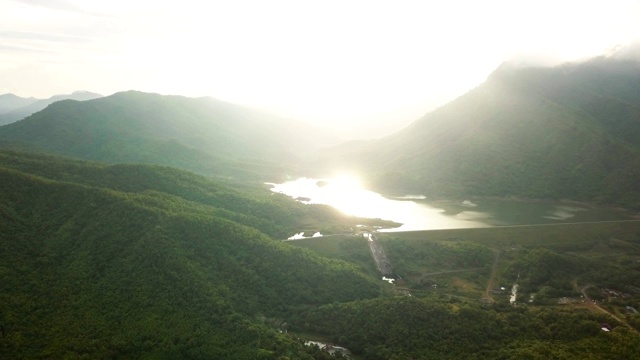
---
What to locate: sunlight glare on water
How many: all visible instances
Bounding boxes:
[269,176,633,231]
[269,176,489,231]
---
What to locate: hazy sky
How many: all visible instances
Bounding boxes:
[2,0,640,136]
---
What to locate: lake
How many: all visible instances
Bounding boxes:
[268,176,633,231]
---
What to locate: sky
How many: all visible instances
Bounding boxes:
[2,0,640,137]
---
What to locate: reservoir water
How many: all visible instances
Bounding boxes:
[269,176,633,231]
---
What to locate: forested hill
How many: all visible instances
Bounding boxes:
[0,150,379,359]
[316,57,640,208]
[0,149,360,239]
[0,91,336,180]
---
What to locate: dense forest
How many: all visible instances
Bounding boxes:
[0,150,372,239]
[0,150,381,359]
[293,296,640,359]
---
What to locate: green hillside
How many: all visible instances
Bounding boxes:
[0,150,379,359]
[0,91,334,181]
[316,58,640,208]
[0,150,369,239]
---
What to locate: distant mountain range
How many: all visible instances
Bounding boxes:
[0,91,338,180]
[0,93,38,114]
[312,57,640,208]
[0,91,103,126]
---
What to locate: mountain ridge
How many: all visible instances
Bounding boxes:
[311,57,640,208]
[0,93,39,114]
[0,90,338,181]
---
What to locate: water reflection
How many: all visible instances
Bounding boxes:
[286,231,323,240]
[269,177,632,231]
[269,177,488,231]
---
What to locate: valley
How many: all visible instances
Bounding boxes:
[2,55,640,359]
